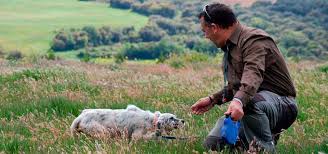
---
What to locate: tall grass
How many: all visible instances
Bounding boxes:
[0,59,327,153]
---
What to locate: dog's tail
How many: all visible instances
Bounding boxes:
[70,115,82,137]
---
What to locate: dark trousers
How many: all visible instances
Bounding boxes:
[203,91,298,152]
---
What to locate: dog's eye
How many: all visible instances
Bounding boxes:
[169,117,174,120]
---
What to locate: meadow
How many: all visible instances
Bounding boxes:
[0,0,148,55]
[0,58,327,153]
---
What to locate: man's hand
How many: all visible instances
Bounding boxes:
[191,97,215,115]
[224,100,244,121]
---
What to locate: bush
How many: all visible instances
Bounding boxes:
[182,52,209,63]
[6,51,23,60]
[110,0,133,9]
[46,50,56,60]
[165,54,185,69]
[113,53,125,64]
[51,31,76,51]
[185,37,218,55]
[154,18,188,35]
[0,45,4,58]
[319,65,328,73]
[138,24,166,42]
[51,26,121,51]
[132,2,177,18]
[122,40,183,60]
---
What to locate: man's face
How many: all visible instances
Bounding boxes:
[200,17,214,40]
[200,17,224,48]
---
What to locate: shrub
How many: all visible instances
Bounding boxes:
[0,45,4,58]
[185,37,218,55]
[122,40,183,60]
[132,2,177,18]
[154,18,188,35]
[139,24,166,42]
[165,54,185,69]
[46,50,56,60]
[6,51,23,61]
[319,65,328,73]
[113,52,125,64]
[110,0,133,9]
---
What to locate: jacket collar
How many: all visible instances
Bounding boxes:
[227,22,242,45]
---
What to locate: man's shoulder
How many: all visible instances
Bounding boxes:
[238,25,273,47]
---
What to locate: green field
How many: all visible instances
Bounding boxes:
[0,58,327,153]
[0,0,148,55]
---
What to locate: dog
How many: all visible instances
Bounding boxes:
[70,105,184,140]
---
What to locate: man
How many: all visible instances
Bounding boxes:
[191,3,298,152]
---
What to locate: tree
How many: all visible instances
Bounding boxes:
[110,0,133,9]
[139,24,166,42]
[82,26,101,46]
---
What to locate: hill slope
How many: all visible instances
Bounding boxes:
[0,0,148,54]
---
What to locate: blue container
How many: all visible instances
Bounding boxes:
[220,116,240,145]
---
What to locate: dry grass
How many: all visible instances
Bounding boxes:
[0,58,327,153]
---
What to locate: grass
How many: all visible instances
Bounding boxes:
[0,59,327,153]
[0,0,148,55]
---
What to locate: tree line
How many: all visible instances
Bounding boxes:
[63,0,327,60]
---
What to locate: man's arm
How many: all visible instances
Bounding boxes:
[234,39,267,106]
[211,84,234,105]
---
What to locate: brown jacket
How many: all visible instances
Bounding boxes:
[212,23,296,106]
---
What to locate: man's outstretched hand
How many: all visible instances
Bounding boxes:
[191,97,215,115]
[224,100,244,121]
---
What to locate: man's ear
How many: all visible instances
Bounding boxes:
[211,23,220,33]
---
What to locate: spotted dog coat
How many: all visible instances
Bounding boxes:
[70,105,184,140]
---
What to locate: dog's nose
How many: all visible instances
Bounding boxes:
[181,120,185,124]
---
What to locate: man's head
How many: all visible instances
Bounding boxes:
[198,3,237,48]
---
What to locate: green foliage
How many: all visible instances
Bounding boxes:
[122,40,183,60]
[114,52,125,64]
[0,97,95,120]
[6,51,23,61]
[0,45,4,58]
[110,0,133,9]
[0,69,54,84]
[182,52,210,63]
[138,24,166,42]
[131,2,177,18]
[46,50,56,60]
[51,26,116,51]
[319,65,328,73]
[154,17,189,35]
[0,136,33,153]
[243,0,328,59]
[185,37,218,55]
[166,54,185,69]
[165,52,211,69]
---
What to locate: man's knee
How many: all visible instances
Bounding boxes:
[203,136,221,151]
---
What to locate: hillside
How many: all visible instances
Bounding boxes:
[0,0,148,54]
[219,0,276,7]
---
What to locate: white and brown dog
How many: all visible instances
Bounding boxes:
[70,105,184,140]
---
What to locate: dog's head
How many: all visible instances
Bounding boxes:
[156,113,184,134]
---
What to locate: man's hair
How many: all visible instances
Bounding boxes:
[198,3,237,29]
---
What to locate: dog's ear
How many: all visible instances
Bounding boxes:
[157,121,161,129]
